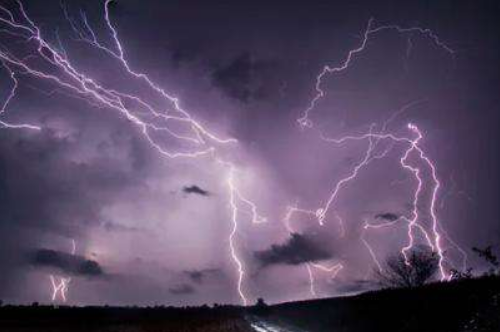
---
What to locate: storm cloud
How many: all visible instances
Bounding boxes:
[29,249,104,277]
[375,213,400,222]
[254,233,333,267]
[182,185,211,197]
[0,127,148,237]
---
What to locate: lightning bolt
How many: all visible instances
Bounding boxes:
[49,275,71,303]
[305,263,344,298]
[361,218,403,273]
[49,239,76,303]
[1,1,470,304]
[306,264,317,297]
[0,0,259,305]
[334,212,346,238]
[220,159,267,306]
[0,0,235,157]
[297,18,453,129]
[316,124,449,279]
[283,204,343,298]
[293,18,467,283]
[71,238,77,256]
[0,59,41,130]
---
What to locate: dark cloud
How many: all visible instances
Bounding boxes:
[182,185,210,197]
[0,128,146,237]
[254,233,332,267]
[211,52,279,103]
[375,212,400,222]
[0,123,149,300]
[183,268,219,284]
[29,249,104,277]
[169,283,195,295]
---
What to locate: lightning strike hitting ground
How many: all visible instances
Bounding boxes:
[226,167,248,306]
[0,0,256,305]
[49,275,71,303]
[305,123,458,280]
[283,204,343,297]
[0,1,470,305]
[293,18,468,282]
[48,239,76,303]
[218,158,267,305]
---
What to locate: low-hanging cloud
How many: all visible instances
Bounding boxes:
[254,233,332,267]
[29,249,105,277]
[182,185,211,197]
[375,212,400,221]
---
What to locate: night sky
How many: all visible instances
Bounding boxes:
[0,0,499,306]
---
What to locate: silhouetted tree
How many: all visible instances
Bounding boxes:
[375,247,439,288]
[255,298,267,308]
[253,297,269,315]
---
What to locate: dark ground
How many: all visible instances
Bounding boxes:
[0,276,499,332]
[255,276,500,332]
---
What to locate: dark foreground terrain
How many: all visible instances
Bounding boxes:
[0,276,499,332]
[256,276,500,332]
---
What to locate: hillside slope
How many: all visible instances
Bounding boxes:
[252,276,500,332]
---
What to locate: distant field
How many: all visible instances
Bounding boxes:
[1,276,499,332]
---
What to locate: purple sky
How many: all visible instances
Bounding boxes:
[0,0,499,306]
